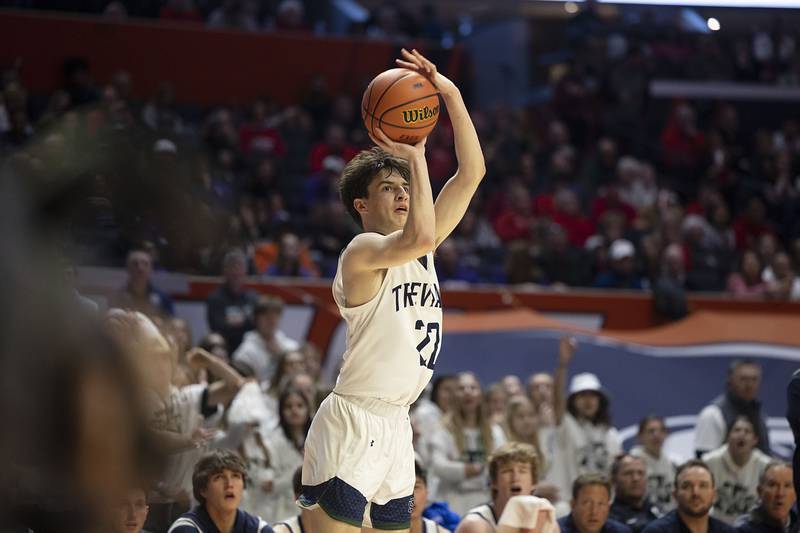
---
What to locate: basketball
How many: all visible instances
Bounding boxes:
[361,68,440,145]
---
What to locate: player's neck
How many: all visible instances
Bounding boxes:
[410,516,424,533]
[207,505,237,533]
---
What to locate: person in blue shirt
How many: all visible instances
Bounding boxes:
[558,474,633,533]
[642,460,735,533]
[169,450,273,533]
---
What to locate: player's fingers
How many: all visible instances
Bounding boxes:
[412,49,436,74]
[395,59,419,70]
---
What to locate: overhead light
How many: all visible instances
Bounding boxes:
[565,1,579,13]
[707,17,720,31]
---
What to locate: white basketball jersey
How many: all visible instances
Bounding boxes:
[332,247,442,406]
[466,503,498,530]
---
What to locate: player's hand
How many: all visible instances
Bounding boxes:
[558,336,577,367]
[395,48,457,97]
[190,427,216,449]
[369,126,426,161]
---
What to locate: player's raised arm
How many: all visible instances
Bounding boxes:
[396,48,486,248]
[342,128,437,273]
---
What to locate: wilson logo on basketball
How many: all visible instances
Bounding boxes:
[401,105,439,125]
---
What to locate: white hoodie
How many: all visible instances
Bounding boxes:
[232,330,300,384]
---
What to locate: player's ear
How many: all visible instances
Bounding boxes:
[354,198,368,215]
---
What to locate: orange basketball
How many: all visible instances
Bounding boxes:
[361,68,440,145]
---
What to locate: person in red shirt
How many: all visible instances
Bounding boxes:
[552,188,594,247]
[493,182,537,243]
[308,123,359,172]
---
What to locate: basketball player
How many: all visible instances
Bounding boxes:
[298,48,486,533]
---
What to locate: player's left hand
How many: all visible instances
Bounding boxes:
[395,48,457,97]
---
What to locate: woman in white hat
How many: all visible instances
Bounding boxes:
[549,337,622,504]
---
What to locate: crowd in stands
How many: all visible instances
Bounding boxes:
[62,277,792,533]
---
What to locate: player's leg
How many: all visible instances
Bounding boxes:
[307,507,362,533]
[365,412,415,533]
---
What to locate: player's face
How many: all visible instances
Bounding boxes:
[113,489,148,533]
[759,466,795,523]
[282,392,309,428]
[638,419,667,455]
[492,460,536,504]
[412,476,428,520]
[571,484,611,533]
[727,418,757,457]
[674,466,715,518]
[510,403,538,439]
[203,468,244,514]
[365,170,409,231]
[614,457,647,502]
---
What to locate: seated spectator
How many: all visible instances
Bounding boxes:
[413,375,458,463]
[642,460,734,533]
[590,184,637,228]
[631,416,677,512]
[109,249,174,318]
[541,222,591,287]
[502,375,524,398]
[733,198,774,252]
[702,417,772,524]
[493,182,537,243]
[594,240,646,290]
[168,450,273,532]
[436,239,480,284]
[527,372,556,428]
[727,251,767,298]
[232,295,300,383]
[199,332,229,361]
[271,467,312,532]
[455,442,543,533]
[765,252,800,301]
[552,188,595,247]
[413,462,450,533]
[260,233,320,278]
[733,462,796,533]
[308,123,358,173]
[551,338,622,500]
[653,244,688,321]
[206,249,259,352]
[609,454,661,533]
[558,474,632,533]
[112,488,151,533]
[431,371,506,514]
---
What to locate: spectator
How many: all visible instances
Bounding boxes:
[199,332,229,361]
[505,396,557,497]
[652,244,688,321]
[551,338,622,500]
[727,251,767,298]
[271,467,312,532]
[436,239,480,284]
[412,462,450,533]
[61,257,98,314]
[206,249,259,352]
[207,0,260,31]
[455,442,543,532]
[168,450,273,532]
[112,488,151,533]
[232,295,300,383]
[765,252,800,301]
[642,460,735,533]
[694,359,770,457]
[631,416,677,512]
[109,249,174,318]
[542,222,591,287]
[594,240,646,290]
[308,123,358,173]
[527,372,556,428]
[502,375,525,399]
[264,233,320,278]
[733,462,796,533]
[431,371,507,514]
[263,387,311,520]
[702,417,772,524]
[557,474,632,533]
[414,375,458,462]
[609,454,661,533]
[487,382,511,430]
[552,188,595,247]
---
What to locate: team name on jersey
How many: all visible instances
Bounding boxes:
[391,282,441,312]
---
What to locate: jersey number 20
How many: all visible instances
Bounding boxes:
[415,320,441,370]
